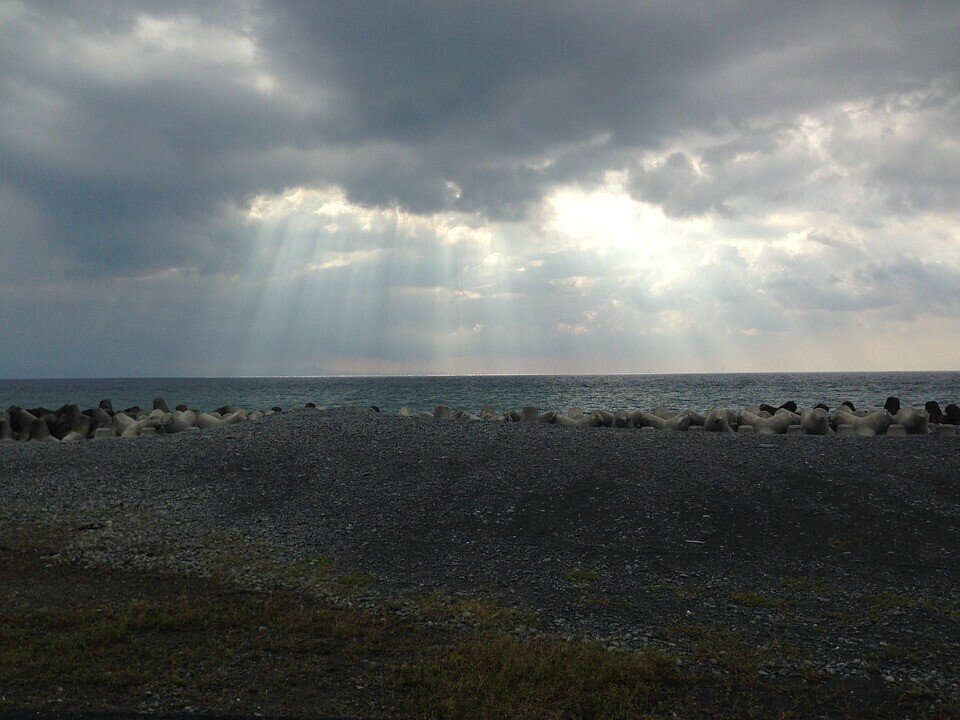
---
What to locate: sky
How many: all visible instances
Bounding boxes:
[1,1,958,377]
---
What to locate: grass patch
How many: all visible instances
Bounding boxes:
[0,594,388,712]
[563,568,632,608]
[871,645,926,666]
[867,593,920,612]
[781,576,837,597]
[402,593,539,632]
[730,591,792,612]
[393,633,686,719]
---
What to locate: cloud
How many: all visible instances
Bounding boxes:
[0,0,959,374]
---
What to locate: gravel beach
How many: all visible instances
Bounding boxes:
[3,408,960,715]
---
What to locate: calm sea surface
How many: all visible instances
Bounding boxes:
[1,373,958,414]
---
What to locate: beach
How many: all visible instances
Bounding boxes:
[2,408,959,717]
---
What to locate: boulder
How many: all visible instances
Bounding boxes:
[153,396,170,413]
[883,396,901,415]
[98,399,114,413]
[434,405,452,420]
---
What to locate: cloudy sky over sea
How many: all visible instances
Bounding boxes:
[1,2,958,377]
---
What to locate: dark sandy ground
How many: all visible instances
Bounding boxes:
[2,409,960,718]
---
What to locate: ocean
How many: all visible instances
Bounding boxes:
[1,373,958,414]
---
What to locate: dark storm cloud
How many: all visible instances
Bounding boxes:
[1,0,959,375]
[2,0,957,281]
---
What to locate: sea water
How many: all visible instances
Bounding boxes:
[1,373,958,414]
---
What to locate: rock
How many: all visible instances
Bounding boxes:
[936,424,956,437]
[836,424,855,437]
[688,425,703,433]
[434,405,452,420]
[886,424,907,437]
[153,396,170,413]
[271,406,283,413]
[839,401,856,412]
[884,396,901,415]
[248,410,264,422]
[140,427,157,436]
[93,427,117,440]
[176,404,189,412]
[787,424,804,434]
[215,405,233,416]
[814,402,830,411]
[98,399,114,413]
[304,402,317,409]
[778,401,798,413]
[759,403,778,415]
[737,425,756,434]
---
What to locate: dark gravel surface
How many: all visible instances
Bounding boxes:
[3,408,960,694]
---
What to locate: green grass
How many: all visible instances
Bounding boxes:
[867,592,920,611]
[730,591,792,612]
[0,595,386,709]
[393,634,686,720]
[780,576,837,597]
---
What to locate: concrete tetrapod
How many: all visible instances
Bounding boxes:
[895,407,930,435]
[736,410,794,435]
[703,408,735,433]
[800,408,831,436]
[831,409,893,437]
